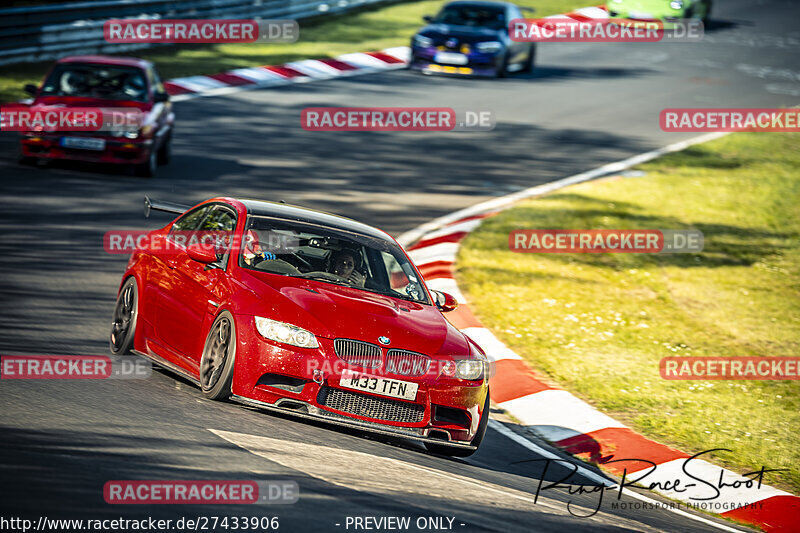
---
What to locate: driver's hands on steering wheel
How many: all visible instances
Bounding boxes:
[346,270,365,287]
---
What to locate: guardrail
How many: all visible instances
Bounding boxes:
[0,0,392,67]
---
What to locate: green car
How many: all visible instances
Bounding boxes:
[606,0,712,24]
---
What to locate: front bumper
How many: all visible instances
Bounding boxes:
[20,133,152,164]
[231,317,489,446]
[410,46,504,77]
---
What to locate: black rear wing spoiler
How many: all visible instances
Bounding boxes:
[144,196,190,218]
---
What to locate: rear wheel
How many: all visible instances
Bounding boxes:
[425,392,490,457]
[110,277,138,355]
[200,311,237,400]
[521,45,536,73]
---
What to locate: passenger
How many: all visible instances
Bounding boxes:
[329,249,365,286]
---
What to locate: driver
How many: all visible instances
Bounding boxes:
[329,249,365,286]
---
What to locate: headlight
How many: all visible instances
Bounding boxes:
[413,35,433,48]
[476,41,503,53]
[254,317,319,349]
[670,0,683,8]
[455,358,485,380]
[123,130,139,139]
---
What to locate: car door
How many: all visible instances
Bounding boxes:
[156,205,237,369]
[505,6,527,65]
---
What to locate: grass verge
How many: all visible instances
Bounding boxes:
[458,132,800,493]
[0,0,587,104]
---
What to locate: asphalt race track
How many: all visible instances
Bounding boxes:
[1,0,798,531]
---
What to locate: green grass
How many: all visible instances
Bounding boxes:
[0,0,587,103]
[458,132,800,494]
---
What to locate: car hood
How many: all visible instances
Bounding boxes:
[31,96,152,111]
[417,24,504,44]
[607,0,676,16]
[237,270,470,356]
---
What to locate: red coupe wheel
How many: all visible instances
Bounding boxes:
[200,312,236,400]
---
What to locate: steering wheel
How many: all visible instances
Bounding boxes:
[286,253,313,270]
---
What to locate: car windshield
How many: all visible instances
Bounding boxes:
[433,5,506,29]
[39,63,149,102]
[240,216,430,304]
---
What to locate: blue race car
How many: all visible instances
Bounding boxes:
[409,1,535,78]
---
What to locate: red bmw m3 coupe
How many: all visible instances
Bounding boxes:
[110,197,490,456]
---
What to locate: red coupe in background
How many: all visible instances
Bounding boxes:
[18,55,174,177]
[111,197,491,455]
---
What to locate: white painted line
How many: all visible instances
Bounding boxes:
[228,67,287,83]
[397,132,729,247]
[285,59,342,78]
[381,46,411,62]
[461,327,523,362]
[417,217,484,242]
[498,389,627,434]
[337,52,394,69]
[423,277,466,303]
[573,6,611,19]
[407,242,459,265]
[168,75,228,91]
[489,420,613,486]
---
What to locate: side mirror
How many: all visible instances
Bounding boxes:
[432,290,458,313]
[423,15,433,22]
[23,84,38,96]
[187,242,217,264]
[153,92,169,103]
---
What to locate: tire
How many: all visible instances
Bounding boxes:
[110,277,138,355]
[199,311,237,400]
[425,391,491,457]
[134,147,157,177]
[495,53,509,78]
[157,133,171,165]
[521,45,536,74]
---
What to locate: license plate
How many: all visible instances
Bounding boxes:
[339,369,418,401]
[60,137,106,151]
[434,52,468,65]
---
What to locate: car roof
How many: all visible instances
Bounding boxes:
[56,55,151,69]
[236,199,393,242]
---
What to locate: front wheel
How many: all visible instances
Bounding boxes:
[494,53,509,78]
[200,311,237,400]
[134,147,157,177]
[425,391,490,457]
[521,46,536,73]
[110,277,138,355]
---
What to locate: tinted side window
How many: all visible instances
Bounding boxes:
[171,206,212,233]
